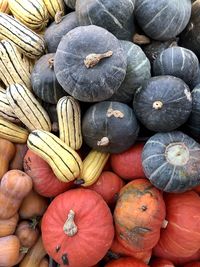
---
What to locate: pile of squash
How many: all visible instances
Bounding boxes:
[0,0,200,266]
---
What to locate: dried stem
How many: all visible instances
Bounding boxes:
[84,51,113,68]
[63,210,78,237]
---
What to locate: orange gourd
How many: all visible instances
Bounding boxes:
[0,170,33,219]
[105,257,149,267]
[0,235,21,266]
[183,262,200,267]
[0,213,19,237]
[0,138,15,179]
[150,258,175,267]
[19,190,48,219]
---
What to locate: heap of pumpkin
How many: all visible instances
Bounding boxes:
[0,0,200,266]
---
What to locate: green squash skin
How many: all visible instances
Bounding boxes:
[82,101,139,154]
[142,131,200,192]
[64,0,76,9]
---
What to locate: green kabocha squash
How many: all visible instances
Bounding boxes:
[54,25,127,102]
[64,0,76,9]
[135,0,191,41]
[31,53,66,104]
[153,47,200,88]
[75,0,135,41]
[82,101,139,154]
[142,131,200,192]
[133,76,192,132]
[44,12,78,53]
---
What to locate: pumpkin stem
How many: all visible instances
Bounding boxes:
[133,33,151,45]
[19,247,29,254]
[84,51,113,68]
[48,57,54,69]
[74,178,85,185]
[63,209,78,236]
[29,217,38,229]
[161,219,168,229]
[153,100,163,110]
[97,136,110,146]
[107,108,124,118]
[55,10,63,24]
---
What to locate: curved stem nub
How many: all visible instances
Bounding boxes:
[84,51,113,68]
[48,57,54,69]
[63,210,78,237]
[97,136,110,146]
[55,11,63,24]
[153,100,163,110]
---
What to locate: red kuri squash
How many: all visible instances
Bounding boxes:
[183,262,200,267]
[110,142,145,180]
[104,257,149,267]
[114,179,166,252]
[150,257,175,267]
[23,149,73,197]
[41,188,114,267]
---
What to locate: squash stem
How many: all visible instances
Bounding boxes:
[97,136,109,146]
[19,247,29,254]
[161,219,168,229]
[63,210,78,236]
[84,51,113,68]
[153,100,163,110]
[48,58,54,69]
[133,33,151,45]
[55,11,63,24]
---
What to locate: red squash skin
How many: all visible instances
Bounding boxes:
[104,257,149,267]
[110,236,152,264]
[114,179,166,252]
[88,171,124,207]
[150,258,175,267]
[183,262,200,267]
[23,150,73,197]
[194,185,200,194]
[110,142,145,180]
[154,191,200,259]
[41,188,114,267]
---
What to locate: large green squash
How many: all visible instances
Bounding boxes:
[54,25,127,102]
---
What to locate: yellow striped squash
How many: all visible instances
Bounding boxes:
[0,0,9,13]
[27,129,83,182]
[8,0,49,32]
[0,40,32,89]
[43,0,65,20]
[57,96,82,150]
[6,83,51,132]
[78,149,110,187]
[0,87,19,122]
[0,12,45,58]
[0,117,28,143]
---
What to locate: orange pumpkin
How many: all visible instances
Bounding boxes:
[150,258,175,267]
[114,179,166,252]
[104,257,149,267]
[110,142,145,180]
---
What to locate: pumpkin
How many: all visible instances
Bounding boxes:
[19,190,48,219]
[184,262,200,267]
[0,138,15,179]
[186,84,200,138]
[0,170,32,219]
[9,143,28,170]
[64,0,76,9]
[180,1,200,58]
[31,53,66,104]
[150,258,175,267]
[154,191,200,258]
[104,257,149,267]
[0,235,21,266]
[109,89,134,104]
[82,101,139,153]
[76,0,135,41]
[133,76,192,132]
[135,0,191,41]
[23,149,73,197]
[0,213,19,237]
[19,236,46,267]
[54,25,127,102]
[110,142,145,180]
[142,131,200,192]
[41,188,114,267]
[114,179,166,252]
[194,185,200,194]
[44,11,78,53]
[15,220,39,249]
[109,236,152,263]
[153,47,200,88]
[88,171,124,207]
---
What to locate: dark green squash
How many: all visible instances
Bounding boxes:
[135,0,191,41]
[142,131,200,192]
[42,102,58,132]
[54,25,127,102]
[64,0,76,9]
[31,53,66,104]
[82,101,139,153]
[133,76,192,132]
[109,89,134,104]
[153,47,200,88]
[76,0,135,41]
[44,12,78,53]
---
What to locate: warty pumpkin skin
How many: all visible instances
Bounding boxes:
[104,257,149,267]
[54,25,127,102]
[41,188,114,267]
[153,191,200,258]
[135,0,191,41]
[114,179,166,252]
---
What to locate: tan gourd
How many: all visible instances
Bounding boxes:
[0,235,21,266]
[9,144,28,170]
[0,213,19,237]
[39,257,49,267]
[0,138,15,179]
